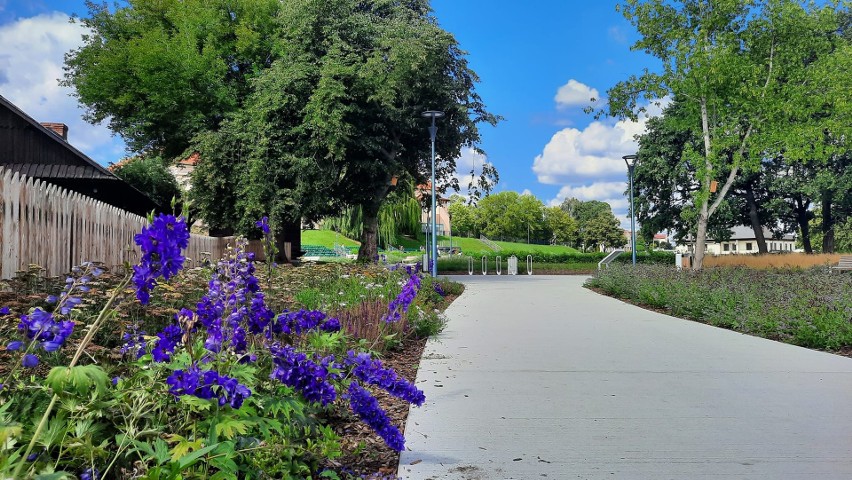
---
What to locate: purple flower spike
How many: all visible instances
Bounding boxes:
[347,382,405,451]
[22,354,39,368]
[132,214,190,304]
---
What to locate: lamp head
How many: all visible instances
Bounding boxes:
[622,154,638,168]
[421,110,445,119]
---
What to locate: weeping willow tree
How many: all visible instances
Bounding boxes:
[323,181,421,251]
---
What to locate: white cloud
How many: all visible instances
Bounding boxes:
[554,79,599,109]
[608,26,627,44]
[537,90,670,230]
[520,189,533,196]
[532,98,668,185]
[551,182,627,203]
[0,13,124,162]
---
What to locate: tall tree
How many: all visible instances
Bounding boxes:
[447,195,481,238]
[543,206,578,245]
[560,198,624,252]
[605,0,844,269]
[64,0,282,157]
[191,0,498,260]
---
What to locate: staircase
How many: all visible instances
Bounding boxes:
[479,235,502,252]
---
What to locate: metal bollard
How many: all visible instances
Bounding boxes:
[468,256,474,275]
[481,256,488,275]
[495,256,502,275]
[508,255,518,275]
[527,255,533,275]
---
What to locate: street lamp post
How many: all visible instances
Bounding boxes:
[623,154,638,266]
[422,110,444,277]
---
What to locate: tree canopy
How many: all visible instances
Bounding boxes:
[605,0,850,267]
[64,0,498,261]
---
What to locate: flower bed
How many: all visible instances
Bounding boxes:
[587,264,852,351]
[0,214,462,479]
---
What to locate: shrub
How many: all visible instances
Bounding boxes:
[587,265,852,351]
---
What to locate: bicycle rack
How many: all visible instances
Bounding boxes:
[481,256,488,275]
[527,255,533,275]
[495,256,502,275]
[508,256,518,275]
[468,256,474,275]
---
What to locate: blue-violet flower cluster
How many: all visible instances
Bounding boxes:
[384,270,422,323]
[269,344,337,406]
[133,214,190,304]
[272,309,341,337]
[346,351,425,406]
[166,364,251,409]
[347,382,405,451]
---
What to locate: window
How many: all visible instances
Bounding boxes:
[731,244,737,251]
[723,244,730,252]
[746,242,752,251]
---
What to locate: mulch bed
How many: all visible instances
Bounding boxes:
[324,336,428,478]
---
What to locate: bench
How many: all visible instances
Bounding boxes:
[831,255,852,273]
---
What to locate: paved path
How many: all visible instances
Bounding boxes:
[398,275,852,479]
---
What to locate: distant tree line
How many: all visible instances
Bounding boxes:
[448,192,625,252]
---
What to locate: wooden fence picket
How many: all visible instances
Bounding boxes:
[0,166,233,278]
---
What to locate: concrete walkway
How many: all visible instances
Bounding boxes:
[398,275,852,479]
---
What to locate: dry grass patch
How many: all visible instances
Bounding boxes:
[703,253,841,269]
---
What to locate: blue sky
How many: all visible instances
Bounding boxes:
[0,0,660,227]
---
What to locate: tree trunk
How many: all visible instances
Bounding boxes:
[273,219,302,264]
[693,210,709,270]
[357,202,381,262]
[822,194,835,253]
[794,197,812,254]
[744,183,767,253]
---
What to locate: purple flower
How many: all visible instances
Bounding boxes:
[0,306,9,315]
[80,467,100,480]
[133,214,190,304]
[6,341,23,351]
[17,308,75,353]
[269,344,336,405]
[151,323,182,362]
[26,452,39,462]
[166,364,251,409]
[255,216,270,235]
[271,309,341,337]
[22,354,39,368]
[434,283,446,297]
[384,272,422,323]
[120,324,147,359]
[112,377,120,386]
[346,351,425,406]
[347,382,405,451]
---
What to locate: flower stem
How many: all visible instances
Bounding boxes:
[13,274,131,479]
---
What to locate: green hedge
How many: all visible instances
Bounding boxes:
[462,250,675,265]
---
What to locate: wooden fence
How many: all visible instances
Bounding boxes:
[0,166,234,279]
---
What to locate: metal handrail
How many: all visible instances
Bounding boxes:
[597,250,625,270]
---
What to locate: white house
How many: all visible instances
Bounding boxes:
[678,226,796,255]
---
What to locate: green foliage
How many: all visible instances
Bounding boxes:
[605,0,850,268]
[588,265,852,350]
[559,198,625,252]
[111,156,182,210]
[323,181,421,249]
[63,0,282,158]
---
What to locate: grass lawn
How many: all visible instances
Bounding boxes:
[304,230,580,257]
[410,235,579,255]
[302,229,360,248]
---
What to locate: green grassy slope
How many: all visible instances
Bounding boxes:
[301,230,360,248]
[304,230,579,255]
